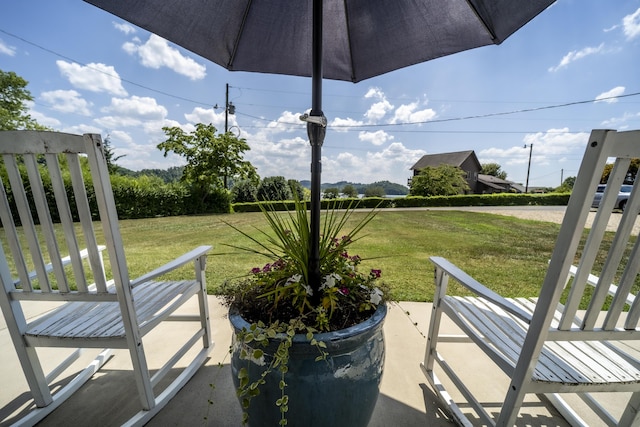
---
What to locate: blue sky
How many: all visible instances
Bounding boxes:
[1,1,639,188]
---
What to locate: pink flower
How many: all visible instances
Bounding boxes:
[339,287,350,295]
[251,267,261,274]
[371,269,381,278]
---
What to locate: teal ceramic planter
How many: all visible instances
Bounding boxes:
[230,304,387,427]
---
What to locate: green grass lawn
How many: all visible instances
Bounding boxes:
[115,209,561,302]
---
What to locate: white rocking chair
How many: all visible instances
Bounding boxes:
[0,131,212,426]
[422,129,640,426]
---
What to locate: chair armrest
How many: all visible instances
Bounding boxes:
[430,256,532,323]
[130,245,212,287]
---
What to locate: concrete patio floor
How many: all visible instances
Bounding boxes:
[0,296,626,426]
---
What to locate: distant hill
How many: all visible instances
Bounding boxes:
[114,167,409,196]
[299,180,409,195]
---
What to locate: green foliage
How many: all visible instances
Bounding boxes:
[323,187,339,199]
[232,180,259,203]
[410,165,470,196]
[158,123,258,193]
[232,198,395,213]
[221,198,388,331]
[481,162,507,180]
[0,69,47,130]
[394,192,570,208]
[364,185,385,198]
[601,159,639,184]
[554,176,576,193]
[341,184,358,198]
[102,134,125,174]
[257,176,292,201]
[222,198,389,425]
[287,179,305,201]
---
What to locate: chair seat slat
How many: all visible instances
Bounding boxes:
[25,280,198,339]
[446,295,640,386]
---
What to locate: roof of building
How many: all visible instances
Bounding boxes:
[477,174,526,193]
[410,150,480,171]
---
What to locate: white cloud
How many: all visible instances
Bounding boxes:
[363,88,394,123]
[0,39,16,56]
[548,43,605,72]
[601,112,640,128]
[623,8,640,40]
[365,99,394,123]
[266,111,306,133]
[330,116,364,132]
[595,86,625,103]
[57,61,128,96]
[113,21,136,35]
[27,107,61,129]
[358,130,393,146]
[123,34,206,80]
[391,102,436,124]
[324,142,426,183]
[102,95,168,121]
[479,129,589,167]
[40,90,92,116]
[364,87,385,100]
[183,106,231,130]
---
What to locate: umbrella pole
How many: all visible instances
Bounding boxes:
[307,0,326,297]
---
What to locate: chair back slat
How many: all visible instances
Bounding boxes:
[546,130,640,335]
[0,131,114,297]
[2,154,51,292]
[65,152,109,292]
[45,153,88,292]
[606,235,640,329]
[0,177,31,291]
[583,181,640,329]
[556,152,626,330]
[24,154,70,292]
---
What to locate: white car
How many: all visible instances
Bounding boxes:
[591,184,633,211]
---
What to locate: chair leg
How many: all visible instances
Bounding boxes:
[126,340,155,411]
[195,255,212,349]
[619,392,640,426]
[424,267,448,374]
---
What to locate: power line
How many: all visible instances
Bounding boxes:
[3,27,640,132]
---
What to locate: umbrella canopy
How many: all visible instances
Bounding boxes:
[84,0,555,83]
[84,0,556,293]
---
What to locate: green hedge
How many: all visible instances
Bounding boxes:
[394,193,570,208]
[233,193,570,212]
[232,197,395,213]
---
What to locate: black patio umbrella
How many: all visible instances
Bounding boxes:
[84,0,556,294]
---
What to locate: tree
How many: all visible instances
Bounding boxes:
[364,186,385,198]
[601,159,639,184]
[323,187,339,199]
[288,179,305,200]
[342,184,358,198]
[103,134,126,174]
[231,180,258,203]
[555,176,576,193]
[481,162,507,180]
[257,176,292,201]
[410,165,470,196]
[0,69,47,130]
[158,123,258,197]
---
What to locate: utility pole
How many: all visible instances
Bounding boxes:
[524,143,533,193]
[221,83,235,189]
[225,83,229,133]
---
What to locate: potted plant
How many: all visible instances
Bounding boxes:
[221,199,390,426]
